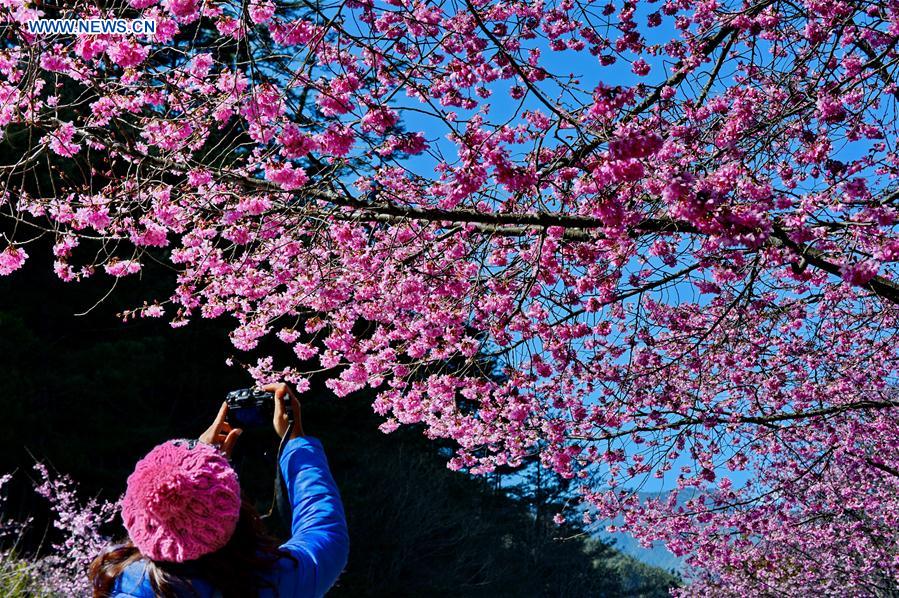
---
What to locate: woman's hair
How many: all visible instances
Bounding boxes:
[89,498,295,597]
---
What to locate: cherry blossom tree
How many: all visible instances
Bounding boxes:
[1,0,898,591]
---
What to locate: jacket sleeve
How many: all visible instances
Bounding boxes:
[276,436,349,598]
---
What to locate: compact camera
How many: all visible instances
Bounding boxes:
[225,387,293,429]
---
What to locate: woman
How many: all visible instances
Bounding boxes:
[89,383,349,597]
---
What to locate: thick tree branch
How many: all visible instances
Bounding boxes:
[575,399,899,442]
[65,123,899,305]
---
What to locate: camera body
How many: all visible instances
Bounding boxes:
[225,387,293,429]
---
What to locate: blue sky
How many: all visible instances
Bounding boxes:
[288,0,893,505]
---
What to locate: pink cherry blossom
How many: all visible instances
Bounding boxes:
[47,122,80,157]
[0,246,27,275]
[248,0,276,24]
[264,162,308,190]
[361,106,398,135]
[631,58,650,76]
[106,39,148,68]
[104,259,142,277]
[163,0,199,23]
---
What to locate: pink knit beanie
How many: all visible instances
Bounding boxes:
[121,439,241,563]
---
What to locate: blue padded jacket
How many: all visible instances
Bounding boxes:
[110,436,349,598]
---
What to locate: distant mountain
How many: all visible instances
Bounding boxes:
[600,530,684,573]
[605,550,683,596]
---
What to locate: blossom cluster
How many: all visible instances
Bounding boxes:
[0,466,118,595]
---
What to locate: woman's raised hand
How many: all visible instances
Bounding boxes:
[263,382,305,439]
[199,401,243,457]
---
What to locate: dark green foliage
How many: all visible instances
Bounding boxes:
[604,550,682,598]
[306,397,631,597]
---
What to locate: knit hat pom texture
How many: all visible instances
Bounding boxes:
[121,440,241,563]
